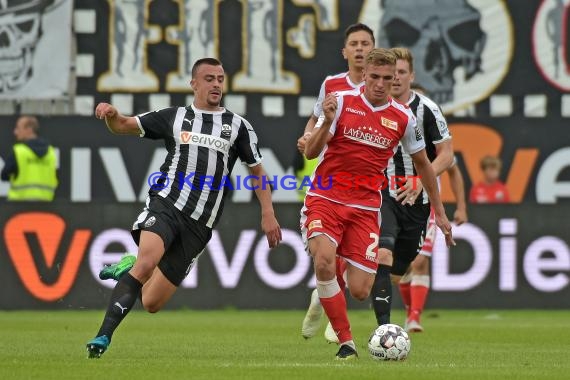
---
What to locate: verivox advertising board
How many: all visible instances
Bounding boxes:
[1,202,568,310]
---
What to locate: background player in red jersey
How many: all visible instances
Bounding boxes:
[296,23,374,155]
[300,48,454,360]
[298,23,375,341]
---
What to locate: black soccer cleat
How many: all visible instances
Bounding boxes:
[335,344,358,360]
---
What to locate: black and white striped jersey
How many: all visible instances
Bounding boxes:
[136,104,262,228]
[384,91,451,204]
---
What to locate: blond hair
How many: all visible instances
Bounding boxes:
[390,47,414,73]
[480,155,502,170]
[365,48,397,67]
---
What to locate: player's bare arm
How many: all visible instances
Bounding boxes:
[297,115,318,154]
[448,163,468,225]
[304,94,337,159]
[410,149,455,247]
[248,164,282,248]
[397,139,454,204]
[95,102,140,135]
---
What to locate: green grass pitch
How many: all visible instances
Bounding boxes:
[1,309,569,379]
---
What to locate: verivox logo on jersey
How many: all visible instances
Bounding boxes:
[4,212,91,302]
[179,131,230,153]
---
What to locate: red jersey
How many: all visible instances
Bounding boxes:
[313,72,363,118]
[307,90,425,210]
[469,181,510,203]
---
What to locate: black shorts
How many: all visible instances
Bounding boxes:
[379,195,431,276]
[131,195,212,286]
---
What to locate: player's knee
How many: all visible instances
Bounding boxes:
[313,256,335,278]
[378,247,393,264]
[412,256,429,273]
[131,258,158,281]
[349,286,370,301]
[142,299,163,313]
[390,274,402,285]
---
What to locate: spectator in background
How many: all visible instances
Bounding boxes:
[1,116,58,201]
[469,155,510,203]
[293,152,318,202]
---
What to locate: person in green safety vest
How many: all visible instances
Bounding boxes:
[293,152,318,202]
[1,116,58,201]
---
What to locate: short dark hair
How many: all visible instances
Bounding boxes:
[344,23,375,46]
[191,58,223,78]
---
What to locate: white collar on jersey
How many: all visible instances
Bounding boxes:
[344,72,362,89]
[191,103,226,115]
[406,91,417,106]
[359,93,391,112]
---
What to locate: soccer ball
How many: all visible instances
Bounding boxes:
[368,324,411,361]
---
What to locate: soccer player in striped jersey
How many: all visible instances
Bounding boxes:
[301,48,454,359]
[370,47,456,330]
[398,83,468,333]
[298,23,375,342]
[86,57,282,358]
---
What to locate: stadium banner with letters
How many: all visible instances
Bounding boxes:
[1,0,569,204]
[0,0,73,99]
[0,202,568,310]
[0,113,569,205]
[0,0,569,311]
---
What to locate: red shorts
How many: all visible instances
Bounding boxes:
[419,207,437,257]
[300,195,381,273]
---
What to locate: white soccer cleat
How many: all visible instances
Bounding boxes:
[324,321,340,344]
[301,289,323,339]
[405,319,424,333]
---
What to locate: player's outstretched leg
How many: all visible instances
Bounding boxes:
[99,253,136,281]
[371,264,393,326]
[86,273,142,358]
[301,289,324,339]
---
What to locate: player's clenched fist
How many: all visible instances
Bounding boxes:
[322,93,338,122]
[95,103,118,120]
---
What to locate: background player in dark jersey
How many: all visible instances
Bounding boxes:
[86,57,282,358]
[398,84,468,333]
[370,47,455,328]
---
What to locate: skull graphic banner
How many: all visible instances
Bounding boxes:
[0,0,72,99]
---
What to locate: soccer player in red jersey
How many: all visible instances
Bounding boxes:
[297,23,374,154]
[300,48,454,359]
[298,23,375,341]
